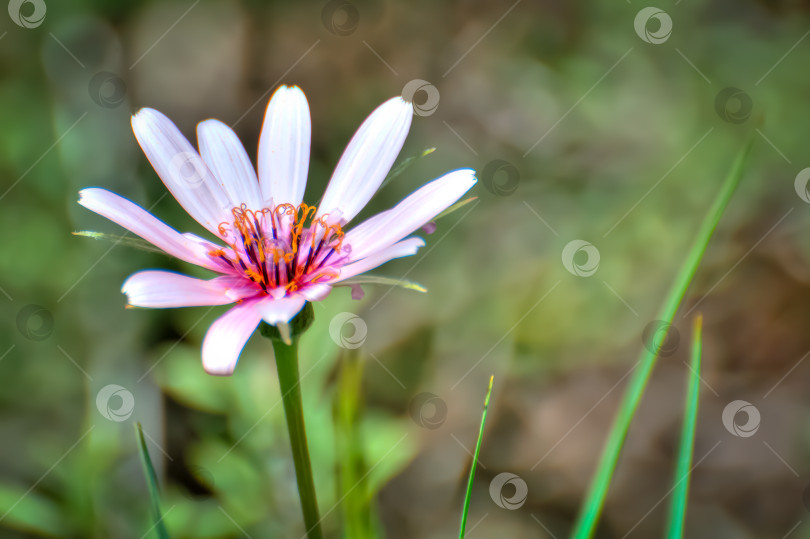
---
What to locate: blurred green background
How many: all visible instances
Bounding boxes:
[2,0,810,537]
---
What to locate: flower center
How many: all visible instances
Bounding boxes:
[210,203,348,293]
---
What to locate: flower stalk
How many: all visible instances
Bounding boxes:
[261,305,323,539]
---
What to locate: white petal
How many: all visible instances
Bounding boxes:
[202,300,263,376]
[254,295,307,325]
[257,86,311,206]
[344,168,477,262]
[332,237,425,282]
[132,108,232,236]
[298,283,332,302]
[78,188,224,271]
[197,119,262,210]
[317,97,413,223]
[122,271,257,308]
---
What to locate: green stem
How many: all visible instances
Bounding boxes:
[571,136,754,538]
[271,337,323,539]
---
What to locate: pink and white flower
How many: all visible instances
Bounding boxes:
[78,86,476,375]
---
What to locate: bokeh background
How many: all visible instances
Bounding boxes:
[2,0,810,537]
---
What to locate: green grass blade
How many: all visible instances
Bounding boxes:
[572,135,754,538]
[135,423,170,539]
[459,375,494,538]
[73,231,166,255]
[337,274,427,293]
[667,314,703,539]
[434,196,478,221]
[333,351,375,539]
[379,147,435,189]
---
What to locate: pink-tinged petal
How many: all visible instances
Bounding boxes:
[298,283,332,302]
[317,97,413,223]
[344,168,476,262]
[254,295,307,325]
[197,119,262,210]
[182,231,229,251]
[132,108,231,235]
[78,188,223,271]
[332,237,425,282]
[258,86,311,206]
[202,300,263,376]
[212,276,261,302]
[122,270,256,308]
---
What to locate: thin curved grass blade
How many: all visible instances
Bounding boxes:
[73,231,165,255]
[380,147,435,189]
[135,423,170,539]
[667,314,703,538]
[459,375,494,538]
[337,275,427,293]
[435,196,478,222]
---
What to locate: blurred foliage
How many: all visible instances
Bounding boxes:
[2,0,810,537]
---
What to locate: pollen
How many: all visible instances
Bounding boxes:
[210,202,348,293]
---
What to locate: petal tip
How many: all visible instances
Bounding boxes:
[393,96,415,115]
[131,107,155,126]
[202,362,235,377]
